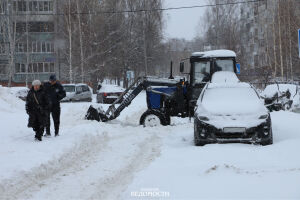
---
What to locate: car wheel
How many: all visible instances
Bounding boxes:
[261,128,273,146]
[194,139,207,146]
[140,110,169,127]
[283,103,291,111]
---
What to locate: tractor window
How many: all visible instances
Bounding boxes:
[215,59,235,72]
[194,61,210,84]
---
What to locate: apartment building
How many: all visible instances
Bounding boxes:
[0,0,61,85]
[240,0,300,78]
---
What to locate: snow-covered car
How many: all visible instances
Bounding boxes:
[194,72,273,146]
[97,84,125,104]
[261,84,299,112]
[62,84,92,102]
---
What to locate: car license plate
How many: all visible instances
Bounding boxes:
[223,127,246,133]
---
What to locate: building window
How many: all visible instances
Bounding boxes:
[28,22,54,32]
[0,64,7,74]
[28,1,53,12]
[16,21,54,33]
[16,43,27,53]
[13,1,27,12]
[0,44,7,55]
[25,62,55,73]
[0,2,6,14]
[31,41,54,53]
[15,63,26,73]
[16,22,27,33]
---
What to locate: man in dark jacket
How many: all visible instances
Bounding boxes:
[26,80,49,141]
[44,74,66,137]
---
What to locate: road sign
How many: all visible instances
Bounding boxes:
[298,29,300,58]
[126,70,134,79]
[236,63,241,74]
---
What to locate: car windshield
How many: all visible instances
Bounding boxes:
[64,86,75,92]
[201,86,263,115]
[215,59,234,72]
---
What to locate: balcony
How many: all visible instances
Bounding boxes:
[13,73,53,83]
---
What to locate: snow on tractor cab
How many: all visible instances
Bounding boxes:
[85,49,240,127]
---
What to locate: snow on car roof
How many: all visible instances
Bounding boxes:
[62,83,89,87]
[99,84,125,93]
[192,49,236,58]
[211,71,239,84]
[63,84,76,86]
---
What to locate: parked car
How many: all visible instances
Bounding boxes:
[62,84,92,102]
[194,72,273,146]
[97,84,125,104]
[261,84,299,112]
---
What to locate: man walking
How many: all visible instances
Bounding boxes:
[26,80,49,141]
[44,75,66,137]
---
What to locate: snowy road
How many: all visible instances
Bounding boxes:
[1,86,300,199]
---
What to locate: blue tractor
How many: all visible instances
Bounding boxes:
[86,50,239,126]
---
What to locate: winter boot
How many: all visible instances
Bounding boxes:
[35,135,42,141]
[55,129,59,137]
[45,127,51,137]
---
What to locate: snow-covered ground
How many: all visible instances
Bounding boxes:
[1,86,300,199]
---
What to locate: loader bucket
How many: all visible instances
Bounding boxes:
[85,105,108,122]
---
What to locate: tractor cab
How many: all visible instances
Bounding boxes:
[180,50,238,103]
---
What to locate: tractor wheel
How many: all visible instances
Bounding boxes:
[140,110,169,127]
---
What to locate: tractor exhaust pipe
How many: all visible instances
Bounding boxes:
[169,61,174,79]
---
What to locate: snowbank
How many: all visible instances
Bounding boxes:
[0,86,26,112]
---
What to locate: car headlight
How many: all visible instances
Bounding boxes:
[198,116,209,121]
[259,114,269,119]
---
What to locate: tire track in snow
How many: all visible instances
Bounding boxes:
[0,132,110,200]
[0,128,162,200]
[88,133,161,200]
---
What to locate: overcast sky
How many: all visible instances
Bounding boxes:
[163,0,207,40]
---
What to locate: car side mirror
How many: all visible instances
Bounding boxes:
[236,63,241,74]
[180,62,185,73]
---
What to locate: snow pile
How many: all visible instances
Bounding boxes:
[0,86,25,112]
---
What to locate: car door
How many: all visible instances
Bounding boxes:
[81,85,88,101]
[75,86,83,101]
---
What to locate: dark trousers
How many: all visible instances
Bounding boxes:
[29,112,44,139]
[45,105,61,135]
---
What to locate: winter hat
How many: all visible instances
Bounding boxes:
[32,80,41,86]
[49,74,57,81]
